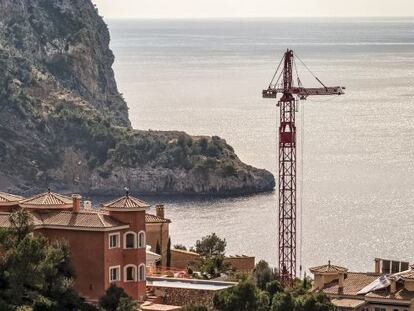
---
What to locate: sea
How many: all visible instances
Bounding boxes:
[101,17,414,274]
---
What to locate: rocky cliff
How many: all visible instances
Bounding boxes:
[0,0,275,195]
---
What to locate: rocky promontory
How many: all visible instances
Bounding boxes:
[0,0,275,195]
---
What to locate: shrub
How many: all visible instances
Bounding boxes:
[99,284,128,311]
[181,305,208,311]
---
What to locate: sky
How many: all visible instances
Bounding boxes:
[91,0,414,19]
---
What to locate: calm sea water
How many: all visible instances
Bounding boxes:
[103,18,414,274]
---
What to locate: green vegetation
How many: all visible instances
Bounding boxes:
[0,209,94,311]
[99,284,139,311]
[181,305,208,311]
[213,261,336,311]
[155,240,162,268]
[214,280,270,311]
[189,233,231,279]
[166,237,172,268]
[173,244,187,250]
[51,102,241,178]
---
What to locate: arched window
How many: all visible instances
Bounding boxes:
[124,232,137,249]
[124,264,137,282]
[138,264,146,281]
[138,231,146,248]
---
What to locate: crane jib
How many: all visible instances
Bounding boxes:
[262,86,345,99]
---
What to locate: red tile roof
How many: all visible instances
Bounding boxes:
[101,194,150,210]
[0,211,128,231]
[19,191,73,209]
[320,272,380,296]
[310,262,348,274]
[145,213,171,223]
[37,211,127,229]
[366,287,414,301]
[0,192,24,205]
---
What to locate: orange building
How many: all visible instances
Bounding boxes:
[0,190,150,302]
[146,204,171,267]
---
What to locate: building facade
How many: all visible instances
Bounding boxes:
[0,191,150,302]
[145,204,171,267]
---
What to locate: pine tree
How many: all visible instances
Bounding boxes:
[155,240,161,268]
[166,237,172,269]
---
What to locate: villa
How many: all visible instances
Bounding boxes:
[0,190,153,302]
[0,190,239,309]
[310,258,414,311]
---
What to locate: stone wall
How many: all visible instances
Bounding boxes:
[152,286,218,311]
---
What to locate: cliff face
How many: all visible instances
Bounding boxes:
[0,0,275,195]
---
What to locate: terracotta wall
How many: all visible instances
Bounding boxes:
[105,210,147,301]
[146,222,169,266]
[224,256,255,273]
[37,228,106,301]
[170,249,200,270]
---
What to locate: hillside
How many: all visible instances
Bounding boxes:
[0,0,275,195]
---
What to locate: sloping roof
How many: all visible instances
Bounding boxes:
[101,194,150,210]
[366,287,414,301]
[0,211,42,227]
[310,262,348,274]
[321,272,380,296]
[0,211,128,231]
[146,213,171,223]
[19,191,72,209]
[37,211,127,229]
[0,192,24,205]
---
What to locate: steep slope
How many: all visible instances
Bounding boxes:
[0,0,275,195]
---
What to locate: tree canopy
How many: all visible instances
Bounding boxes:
[214,261,336,311]
[194,232,226,257]
[0,209,94,311]
[99,284,140,311]
[190,233,230,279]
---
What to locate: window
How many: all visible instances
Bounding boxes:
[124,265,137,282]
[109,233,120,249]
[109,266,120,282]
[124,232,137,249]
[138,231,146,248]
[138,264,146,281]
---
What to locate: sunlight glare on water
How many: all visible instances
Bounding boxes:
[103,18,414,273]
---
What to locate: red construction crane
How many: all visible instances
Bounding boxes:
[262,49,345,286]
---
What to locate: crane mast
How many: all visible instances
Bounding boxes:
[262,49,345,286]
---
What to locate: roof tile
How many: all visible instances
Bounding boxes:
[101,194,150,210]
[0,192,24,205]
[20,191,72,209]
[320,272,380,296]
[146,213,171,223]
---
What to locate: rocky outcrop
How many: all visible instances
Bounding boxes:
[0,0,275,195]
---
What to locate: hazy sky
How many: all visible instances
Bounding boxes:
[92,0,414,19]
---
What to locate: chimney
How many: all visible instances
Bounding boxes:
[389,275,397,295]
[83,200,92,210]
[338,273,344,289]
[156,204,165,219]
[72,194,81,213]
[374,258,381,274]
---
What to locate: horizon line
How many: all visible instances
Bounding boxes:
[103,16,414,20]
